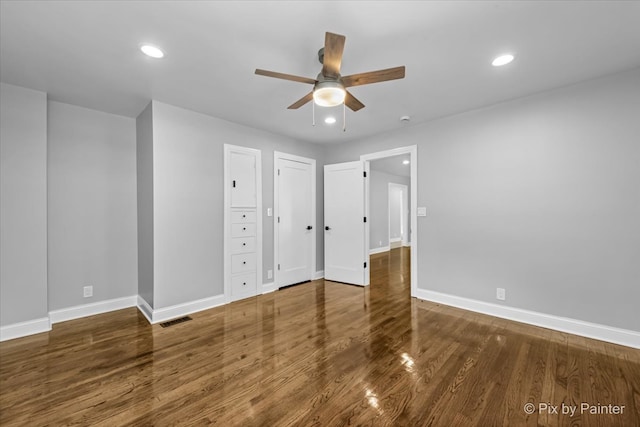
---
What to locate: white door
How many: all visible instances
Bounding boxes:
[230,151,256,208]
[324,161,367,286]
[277,158,313,286]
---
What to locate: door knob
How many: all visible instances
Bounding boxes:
[307,226,313,230]
[325,226,331,231]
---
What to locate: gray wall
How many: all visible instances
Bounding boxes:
[145,101,325,309]
[136,103,154,308]
[47,101,137,311]
[369,170,410,251]
[326,69,640,332]
[0,83,48,326]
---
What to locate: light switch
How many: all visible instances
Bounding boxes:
[417,207,427,217]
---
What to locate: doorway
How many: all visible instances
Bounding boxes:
[361,146,418,297]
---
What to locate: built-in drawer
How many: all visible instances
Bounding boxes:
[231,273,256,297]
[231,253,256,274]
[231,237,256,254]
[231,210,257,224]
[231,223,256,237]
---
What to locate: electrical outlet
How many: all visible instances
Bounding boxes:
[267,269,273,279]
[496,288,506,301]
[83,286,93,298]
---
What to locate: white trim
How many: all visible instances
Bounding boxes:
[262,281,277,294]
[403,242,412,247]
[273,151,316,290]
[312,270,324,280]
[370,246,390,255]
[389,237,402,243]
[49,295,137,324]
[415,289,640,349]
[142,294,226,324]
[361,145,418,297]
[137,296,154,323]
[0,317,51,342]
[364,161,370,286]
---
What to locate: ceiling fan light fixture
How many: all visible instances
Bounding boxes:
[313,81,346,107]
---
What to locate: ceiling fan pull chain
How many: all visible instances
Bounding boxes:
[343,102,346,132]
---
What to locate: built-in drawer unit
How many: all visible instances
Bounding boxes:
[231,237,256,254]
[231,273,256,297]
[231,210,257,224]
[231,253,256,274]
[231,223,256,237]
[225,145,261,304]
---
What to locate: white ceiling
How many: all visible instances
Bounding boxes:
[2,1,639,145]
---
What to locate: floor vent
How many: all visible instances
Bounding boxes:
[159,316,193,328]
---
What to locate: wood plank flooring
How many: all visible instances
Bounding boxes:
[1,247,639,426]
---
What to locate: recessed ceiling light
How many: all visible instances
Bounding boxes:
[140,44,164,59]
[402,159,410,165]
[324,117,336,124]
[492,54,514,67]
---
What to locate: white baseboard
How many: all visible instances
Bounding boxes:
[141,294,226,324]
[49,296,137,324]
[414,289,640,349]
[137,296,153,323]
[262,281,277,294]
[0,317,51,342]
[312,270,324,280]
[403,241,411,247]
[369,246,390,255]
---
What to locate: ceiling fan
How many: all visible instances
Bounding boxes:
[255,32,405,112]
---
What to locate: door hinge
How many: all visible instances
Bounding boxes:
[364,262,367,268]
[363,171,367,178]
[278,169,280,175]
[364,216,367,223]
[278,264,280,270]
[232,180,236,188]
[278,216,280,223]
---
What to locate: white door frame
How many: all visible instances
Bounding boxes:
[361,146,418,297]
[273,151,316,289]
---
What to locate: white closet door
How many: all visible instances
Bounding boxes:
[277,158,313,286]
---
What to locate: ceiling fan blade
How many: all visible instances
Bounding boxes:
[341,66,406,87]
[345,91,365,111]
[287,92,314,109]
[255,69,316,85]
[322,32,346,78]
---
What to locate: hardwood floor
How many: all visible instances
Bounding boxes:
[1,247,639,426]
